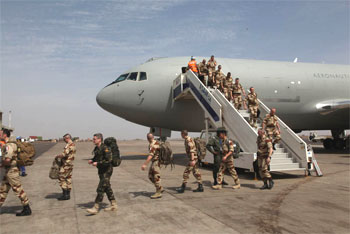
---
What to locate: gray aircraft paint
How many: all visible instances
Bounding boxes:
[96,57,350,132]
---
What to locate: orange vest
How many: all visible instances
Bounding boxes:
[188,61,198,73]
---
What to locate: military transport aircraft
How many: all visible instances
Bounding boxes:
[96,57,350,150]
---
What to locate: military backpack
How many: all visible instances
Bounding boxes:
[104,137,122,167]
[194,138,207,160]
[159,141,174,169]
[9,141,36,166]
[49,157,62,180]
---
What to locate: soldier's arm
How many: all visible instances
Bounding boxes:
[262,117,267,130]
[188,140,196,161]
[99,147,112,166]
[65,145,75,166]
[276,120,281,132]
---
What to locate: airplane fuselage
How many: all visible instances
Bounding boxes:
[96,57,350,133]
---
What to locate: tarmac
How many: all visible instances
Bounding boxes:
[0,140,349,234]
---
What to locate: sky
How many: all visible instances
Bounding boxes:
[0,0,349,139]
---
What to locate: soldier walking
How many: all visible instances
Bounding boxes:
[87,133,117,215]
[209,128,240,190]
[56,133,76,200]
[141,133,164,199]
[223,72,234,101]
[232,78,247,110]
[206,128,231,186]
[176,130,203,193]
[207,55,217,87]
[0,129,31,216]
[257,129,274,189]
[262,108,281,149]
[246,87,259,128]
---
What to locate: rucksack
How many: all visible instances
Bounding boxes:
[104,137,121,167]
[159,141,174,169]
[49,157,62,180]
[194,138,207,160]
[225,139,241,159]
[9,141,36,166]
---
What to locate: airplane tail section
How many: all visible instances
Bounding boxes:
[173,70,322,176]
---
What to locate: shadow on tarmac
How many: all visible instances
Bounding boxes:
[128,191,155,198]
[0,205,22,214]
[45,193,61,199]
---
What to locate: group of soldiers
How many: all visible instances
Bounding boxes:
[188,56,260,128]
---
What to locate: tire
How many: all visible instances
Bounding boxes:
[334,139,345,150]
[323,138,334,150]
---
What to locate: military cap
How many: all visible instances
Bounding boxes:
[216,127,227,133]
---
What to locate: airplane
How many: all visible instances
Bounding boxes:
[96,57,350,150]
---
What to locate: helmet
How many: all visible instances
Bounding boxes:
[216,127,227,134]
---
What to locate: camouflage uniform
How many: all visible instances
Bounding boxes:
[198,62,208,85]
[0,142,29,207]
[207,59,217,86]
[257,134,273,179]
[58,141,76,191]
[223,76,234,101]
[148,140,162,191]
[263,114,281,144]
[182,136,202,184]
[206,135,222,184]
[216,138,240,186]
[246,92,259,127]
[92,143,115,203]
[232,83,244,109]
[214,70,225,91]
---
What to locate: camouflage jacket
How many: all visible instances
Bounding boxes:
[92,143,112,173]
[263,114,278,128]
[206,136,234,159]
[184,136,197,159]
[148,140,160,162]
[257,134,273,157]
[1,142,18,168]
[232,83,243,94]
[61,141,76,167]
[247,92,259,106]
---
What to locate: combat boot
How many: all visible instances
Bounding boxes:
[212,184,222,190]
[260,179,269,190]
[160,187,165,193]
[150,189,162,199]
[176,183,186,193]
[104,200,117,212]
[57,189,68,201]
[232,179,241,189]
[193,183,204,192]
[86,203,100,215]
[16,205,32,216]
[66,190,71,200]
[268,178,274,190]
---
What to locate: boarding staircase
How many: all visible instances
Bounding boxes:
[173,70,322,176]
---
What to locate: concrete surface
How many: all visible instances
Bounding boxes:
[0,140,349,234]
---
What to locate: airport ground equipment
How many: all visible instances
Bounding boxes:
[172,70,322,176]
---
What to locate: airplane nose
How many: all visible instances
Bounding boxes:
[96,86,113,110]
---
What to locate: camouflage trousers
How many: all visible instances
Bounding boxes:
[223,88,232,101]
[258,156,271,179]
[0,167,29,206]
[59,165,73,190]
[217,158,240,185]
[266,127,281,144]
[233,94,243,110]
[148,161,162,190]
[95,167,115,203]
[248,105,259,126]
[183,161,202,184]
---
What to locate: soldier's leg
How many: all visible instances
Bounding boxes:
[215,162,226,186]
[238,96,243,110]
[258,157,269,189]
[266,127,274,141]
[192,163,202,184]
[0,176,11,207]
[227,159,240,187]
[95,174,105,203]
[253,106,258,127]
[273,129,281,144]
[182,164,191,185]
[249,106,254,126]
[104,171,115,202]
[7,168,29,206]
[152,163,162,191]
[233,96,239,109]
[58,166,65,189]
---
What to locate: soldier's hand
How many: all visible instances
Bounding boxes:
[222,156,227,162]
[141,164,147,171]
[266,157,271,165]
[190,160,196,167]
[88,160,93,165]
[92,162,97,167]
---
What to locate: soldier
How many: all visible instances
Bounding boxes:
[198,59,208,85]
[176,130,203,193]
[210,128,240,190]
[141,133,164,199]
[232,78,247,110]
[206,128,230,186]
[214,65,225,91]
[87,133,117,215]
[262,108,281,149]
[256,129,274,189]
[56,133,76,201]
[223,72,234,101]
[0,129,31,216]
[246,87,259,128]
[207,55,217,87]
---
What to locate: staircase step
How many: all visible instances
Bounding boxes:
[272,153,289,159]
[271,158,294,164]
[270,162,301,171]
[274,148,285,153]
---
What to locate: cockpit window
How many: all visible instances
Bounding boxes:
[127,72,138,81]
[115,73,129,83]
[139,72,147,81]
